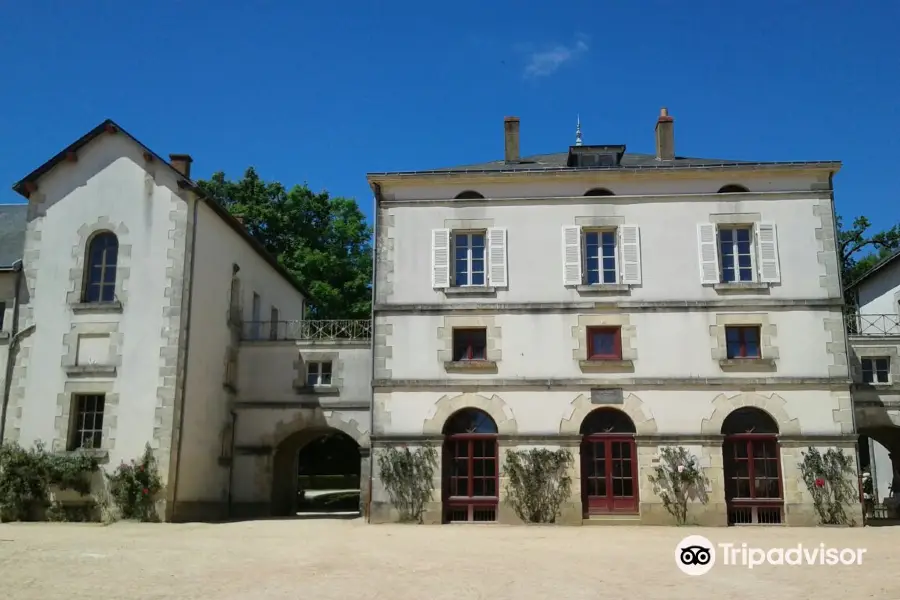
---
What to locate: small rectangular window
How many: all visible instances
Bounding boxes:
[719,227,755,283]
[306,361,333,387]
[452,328,487,361]
[269,307,279,340]
[68,394,105,451]
[584,230,618,285]
[452,232,486,287]
[586,327,622,360]
[862,357,890,384]
[725,326,761,359]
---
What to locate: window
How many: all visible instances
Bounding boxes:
[306,361,333,386]
[584,230,618,284]
[453,232,486,287]
[587,327,622,360]
[719,227,755,283]
[68,394,105,451]
[862,357,890,384]
[452,328,487,361]
[269,307,279,340]
[83,232,118,303]
[0,301,6,330]
[725,326,761,359]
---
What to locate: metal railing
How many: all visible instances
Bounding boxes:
[241,319,372,341]
[845,312,900,336]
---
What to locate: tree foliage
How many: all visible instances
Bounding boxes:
[197,168,372,319]
[838,215,900,286]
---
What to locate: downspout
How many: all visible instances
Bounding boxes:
[169,193,201,521]
[226,409,237,516]
[0,259,25,444]
[830,171,865,518]
[367,185,381,521]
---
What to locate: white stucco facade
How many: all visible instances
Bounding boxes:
[368,116,857,526]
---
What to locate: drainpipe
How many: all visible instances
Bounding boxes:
[169,193,201,521]
[367,186,381,521]
[0,259,25,444]
[830,172,865,520]
[226,409,237,517]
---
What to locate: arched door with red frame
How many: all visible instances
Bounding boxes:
[442,408,498,523]
[721,407,783,525]
[580,408,639,515]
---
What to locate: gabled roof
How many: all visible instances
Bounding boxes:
[12,119,309,299]
[367,151,841,178]
[0,204,27,270]
[844,249,900,291]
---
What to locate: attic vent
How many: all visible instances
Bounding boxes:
[577,153,616,168]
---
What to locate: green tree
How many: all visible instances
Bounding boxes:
[838,215,900,286]
[198,168,372,320]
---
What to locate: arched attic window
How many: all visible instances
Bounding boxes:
[454,190,485,200]
[83,231,119,303]
[718,184,749,193]
[584,188,615,196]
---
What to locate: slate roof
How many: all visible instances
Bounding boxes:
[367,151,841,177]
[0,204,27,269]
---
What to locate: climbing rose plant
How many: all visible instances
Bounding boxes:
[503,448,574,523]
[647,446,710,525]
[377,445,437,523]
[798,447,857,525]
[105,444,163,522]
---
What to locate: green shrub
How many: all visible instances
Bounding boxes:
[503,448,574,523]
[377,445,437,523]
[105,444,163,522]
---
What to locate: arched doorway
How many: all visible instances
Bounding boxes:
[271,428,361,517]
[580,408,638,515]
[721,407,782,525]
[442,408,498,523]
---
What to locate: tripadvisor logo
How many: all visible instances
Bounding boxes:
[675,535,866,575]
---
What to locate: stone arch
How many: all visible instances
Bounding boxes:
[559,393,657,435]
[271,409,370,450]
[422,392,517,435]
[700,392,800,435]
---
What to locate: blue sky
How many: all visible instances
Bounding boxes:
[2,1,898,236]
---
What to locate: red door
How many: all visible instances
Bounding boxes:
[723,435,783,524]
[443,435,498,522]
[582,434,638,514]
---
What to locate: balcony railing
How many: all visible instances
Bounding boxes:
[241,319,372,341]
[846,312,900,337]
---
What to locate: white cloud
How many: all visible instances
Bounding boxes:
[523,37,589,78]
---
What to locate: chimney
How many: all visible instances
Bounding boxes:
[169,154,193,178]
[504,116,520,163]
[654,108,675,161]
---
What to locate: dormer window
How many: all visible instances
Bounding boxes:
[567,145,626,168]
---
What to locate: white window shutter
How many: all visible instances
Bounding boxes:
[487,227,508,288]
[562,225,582,286]
[697,223,720,284]
[619,225,642,285]
[431,228,451,288]
[756,222,781,283]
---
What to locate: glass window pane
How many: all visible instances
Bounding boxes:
[745,341,759,357]
[739,268,753,282]
[471,234,484,247]
[737,241,751,255]
[720,229,734,242]
[722,268,736,282]
[586,269,599,285]
[471,259,484,273]
[455,234,469,248]
[455,246,468,260]
[726,341,741,359]
[876,359,889,372]
[602,257,616,271]
[738,254,752,268]
[471,246,484,260]
[744,328,759,343]
[585,232,599,246]
[721,254,734,269]
[736,229,750,242]
[602,270,617,284]
[321,362,332,375]
[100,285,116,303]
[601,231,615,245]
[471,272,485,286]
[862,369,874,383]
[726,328,740,342]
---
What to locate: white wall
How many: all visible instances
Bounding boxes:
[175,200,307,503]
[9,133,185,470]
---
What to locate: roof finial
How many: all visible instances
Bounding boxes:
[575,115,583,146]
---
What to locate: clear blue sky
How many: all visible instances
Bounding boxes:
[2,1,898,235]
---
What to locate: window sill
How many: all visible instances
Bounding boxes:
[579,359,634,373]
[575,284,631,295]
[59,449,109,464]
[443,286,497,297]
[713,282,770,294]
[71,301,123,314]
[63,364,117,377]
[294,385,340,395]
[444,360,498,374]
[718,358,776,372]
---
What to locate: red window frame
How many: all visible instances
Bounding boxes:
[452,328,487,361]
[443,433,498,522]
[723,433,783,523]
[581,433,639,514]
[586,326,622,360]
[725,325,761,359]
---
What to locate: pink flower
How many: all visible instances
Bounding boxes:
[677,465,685,473]
[815,478,825,488]
[142,488,149,495]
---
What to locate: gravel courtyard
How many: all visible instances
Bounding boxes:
[0,519,896,600]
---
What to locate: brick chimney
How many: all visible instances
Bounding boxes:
[504,116,520,163]
[654,108,675,161]
[169,154,193,178]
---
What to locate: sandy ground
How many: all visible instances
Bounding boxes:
[0,519,896,600]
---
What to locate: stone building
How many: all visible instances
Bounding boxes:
[366,110,857,526]
[0,120,371,521]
